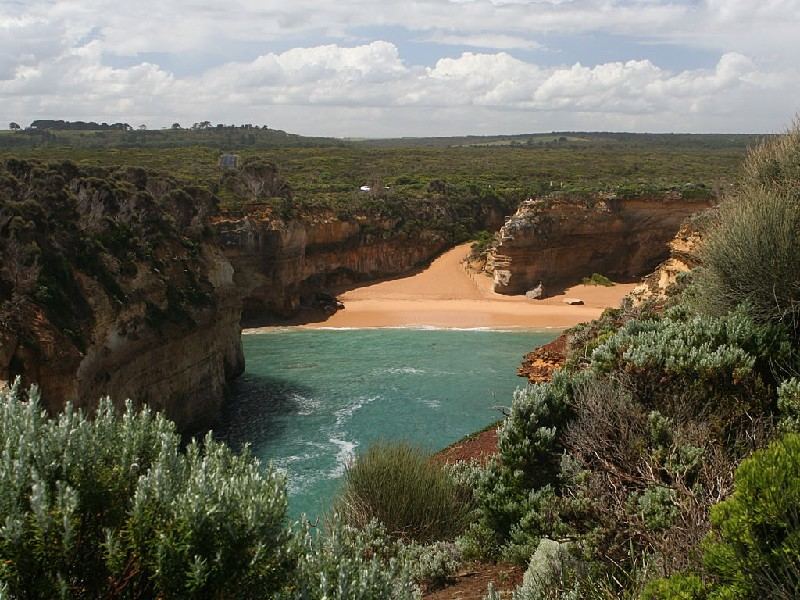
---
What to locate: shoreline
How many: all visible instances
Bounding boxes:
[244,243,637,332]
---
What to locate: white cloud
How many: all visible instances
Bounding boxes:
[422,32,545,50]
[0,0,799,134]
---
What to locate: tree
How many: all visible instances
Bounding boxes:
[138,124,147,130]
[8,122,20,132]
[171,122,181,129]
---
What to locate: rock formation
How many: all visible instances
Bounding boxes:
[488,193,712,295]
[216,213,451,320]
[0,161,243,432]
[0,159,503,430]
[627,216,707,307]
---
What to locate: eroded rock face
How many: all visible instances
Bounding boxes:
[0,161,243,432]
[627,216,707,307]
[488,193,711,295]
[216,214,451,320]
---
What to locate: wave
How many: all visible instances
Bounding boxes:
[328,437,358,478]
[379,366,426,375]
[290,393,321,416]
[334,395,379,427]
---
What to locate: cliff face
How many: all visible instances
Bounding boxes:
[488,193,712,295]
[216,213,451,319]
[0,161,243,432]
[627,215,706,307]
[0,158,505,430]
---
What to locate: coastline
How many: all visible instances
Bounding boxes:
[244,243,636,332]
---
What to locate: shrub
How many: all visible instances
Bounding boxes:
[497,373,576,485]
[703,433,800,598]
[285,519,419,600]
[777,377,800,432]
[399,541,462,589]
[698,189,800,338]
[589,305,792,415]
[335,443,472,543]
[581,273,614,287]
[0,382,294,598]
[470,230,496,258]
[640,574,707,600]
[509,538,581,600]
[741,119,800,196]
[697,121,800,338]
[635,485,679,532]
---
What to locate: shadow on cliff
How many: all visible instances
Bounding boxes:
[241,261,438,328]
[212,373,315,450]
[532,273,646,299]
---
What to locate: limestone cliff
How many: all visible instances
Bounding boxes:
[627,214,707,307]
[216,212,485,321]
[0,161,243,432]
[488,193,712,295]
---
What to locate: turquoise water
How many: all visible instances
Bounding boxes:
[214,328,556,519]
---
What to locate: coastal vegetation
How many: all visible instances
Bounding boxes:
[1,122,797,597]
[303,122,800,597]
[336,443,472,544]
[580,273,615,287]
[0,130,758,218]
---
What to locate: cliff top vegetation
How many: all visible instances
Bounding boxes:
[0,129,760,217]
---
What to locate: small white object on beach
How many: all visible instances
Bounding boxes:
[563,298,584,305]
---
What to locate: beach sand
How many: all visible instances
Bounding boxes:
[295,243,636,329]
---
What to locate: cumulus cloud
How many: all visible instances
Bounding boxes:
[0,0,798,134]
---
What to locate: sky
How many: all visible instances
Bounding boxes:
[1,0,799,137]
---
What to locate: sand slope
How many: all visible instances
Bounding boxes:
[300,244,635,329]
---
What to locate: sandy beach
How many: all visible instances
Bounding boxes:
[288,243,636,330]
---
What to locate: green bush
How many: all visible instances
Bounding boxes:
[335,443,472,543]
[640,574,707,600]
[703,433,800,598]
[458,376,578,563]
[698,189,800,338]
[697,121,800,339]
[581,273,615,287]
[470,230,496,257]
[777,377,800,432]
[741,120,800,196]
[590,305,791,413]
[399,541,462,589]
[497,373,576,485]
[0,382,294,599]
[285,519,419,600]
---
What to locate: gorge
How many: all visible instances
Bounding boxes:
[0,158,711,433]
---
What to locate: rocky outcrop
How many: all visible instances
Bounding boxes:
[1,158,506,429]
[518,334,567,384]
[0,161,243,432]
[488,193,712,295]
[216,214,451,320]
[627,215,707,307]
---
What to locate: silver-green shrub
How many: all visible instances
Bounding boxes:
[0,382,424,599]
[512,539,580,600]
[0,382,292,598]
[590,305,791,412]
[286,519,420,600]
[399,540,462,589]
[778,377,800,432]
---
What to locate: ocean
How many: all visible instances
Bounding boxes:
[213,328,556,519]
